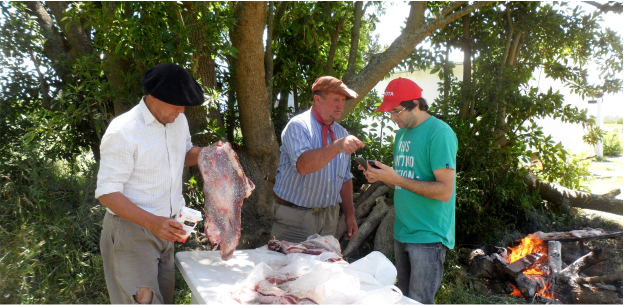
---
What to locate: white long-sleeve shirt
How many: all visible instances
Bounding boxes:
[95,97,192,218]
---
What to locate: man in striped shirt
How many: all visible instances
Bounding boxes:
[271,76,365,243]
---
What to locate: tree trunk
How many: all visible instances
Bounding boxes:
[293,82,299,113]
[442,33,450,117]
[23,1,74,85]
[459,14,472,120]
[340,1,494,120]
[265,1,275,104]
[344,1,364,80]
[230,1,280,248]
[102,2,140,116]
[182,1,222,148]
[523,172,623,215]
[225,55,237,144]
[324,18,344,76]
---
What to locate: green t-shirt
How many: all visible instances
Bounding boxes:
[393,116,458,249]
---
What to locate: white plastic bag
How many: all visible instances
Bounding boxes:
[284,263,360,302]
[343,251,397,286]
[322,285,403,305]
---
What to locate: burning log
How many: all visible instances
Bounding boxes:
[515,272,545,299]
[334,185,389,240]
[342,197,390,257]
[465,246,513,281]
[523,172,623,215]
[506,253,546,274]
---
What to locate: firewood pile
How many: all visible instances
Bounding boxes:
[457,229,623,304]
[335,181,394,258]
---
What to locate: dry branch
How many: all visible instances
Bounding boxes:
[335,185,388,240]
[343,197,390,257]
[374,206,395,258]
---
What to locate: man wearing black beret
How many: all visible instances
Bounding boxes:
[95,63,204,304]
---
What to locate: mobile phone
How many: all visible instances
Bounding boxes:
[355,157,368,170]
[367,160,381,169]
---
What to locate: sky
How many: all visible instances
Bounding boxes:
[370,1,624,155]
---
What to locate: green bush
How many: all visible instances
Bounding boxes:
[603,132,623,157]
[0,144,108,304]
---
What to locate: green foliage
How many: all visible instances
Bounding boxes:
[536,151,592,192]
[395,1,623,245]
[342,90,396,187]
[0,143,107,304]
[603,132,623,156]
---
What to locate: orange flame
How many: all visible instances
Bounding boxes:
[507,233,552,298]
[508,233,547,264]
[510,284,523,297]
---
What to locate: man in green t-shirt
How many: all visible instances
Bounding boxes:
[359,78,458,304]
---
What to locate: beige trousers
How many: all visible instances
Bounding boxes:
[100,212,175,304]
[269,200,340,243]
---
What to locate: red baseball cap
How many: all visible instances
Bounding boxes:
[375,78,423,112]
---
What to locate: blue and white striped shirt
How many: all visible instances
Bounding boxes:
[274,109,354,208]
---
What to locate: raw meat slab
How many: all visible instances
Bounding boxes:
[198,141,255,260]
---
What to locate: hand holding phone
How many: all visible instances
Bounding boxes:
[355,157,381,170]
[367,160,381,169]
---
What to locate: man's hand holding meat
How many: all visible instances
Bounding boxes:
[271,76,364,243]
[95,63,207,304]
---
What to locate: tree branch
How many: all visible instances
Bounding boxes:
[344,1,365,80]
[46,1,93,57]
[23,1,73,84]
[29,49,51,110]
[341,1,494,120]
[583,1,623,14]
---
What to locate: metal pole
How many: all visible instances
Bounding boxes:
[595,95,603,158]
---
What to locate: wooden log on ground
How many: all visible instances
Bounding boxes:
[523,172,623,215]
[343,197,390,257]
[373,206,395,259]
[467,252,512,281]
[548,241,562,274]
[551,248,623,304]
[334,185,389,240]
[534,228,623,242]
[354,181,385,208]
[576,273,623,284]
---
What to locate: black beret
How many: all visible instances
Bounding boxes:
[141,63,204,106]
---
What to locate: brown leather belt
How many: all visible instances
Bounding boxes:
[274,195,325,213]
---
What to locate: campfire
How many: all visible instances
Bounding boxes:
[460,229,623,304]
[506,233,551,299]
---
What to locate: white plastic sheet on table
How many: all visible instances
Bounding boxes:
[175,246,421,304]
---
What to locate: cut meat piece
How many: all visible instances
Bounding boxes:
[198,141,255,260]
[232,275,319,304]
[268,235,343,261]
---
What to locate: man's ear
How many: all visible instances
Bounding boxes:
[313,94,322,104]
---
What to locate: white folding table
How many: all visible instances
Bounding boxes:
[175,248,420,304]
